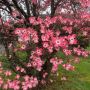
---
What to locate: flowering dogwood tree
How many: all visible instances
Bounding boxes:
[0,0,90,90]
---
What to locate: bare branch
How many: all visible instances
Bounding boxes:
[2,0,12,13]
[51,0,55,17]
[12,0,28,18]
[32,3,38,17]
[25,0,31,17]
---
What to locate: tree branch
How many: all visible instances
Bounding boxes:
[32,3,37,17]
[0,7,10,13]
[51,0,55,17]
[54,0,62,10]
[2,0,12,13]
[25,0,31,17]
[12,0,28,18]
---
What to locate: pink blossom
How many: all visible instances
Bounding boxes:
[29,17,36,24]
[3,84,8,89]
[63,49,72,56]
[5,70,12,76]
[43,72,48,78]
[35,48,43,56]
[41,34,49,41]
[21,44,26,50]
[68,34,77,45]
[15,75,20,79]
[0,77,3,87]
[14,28,22,35]
[40,25,46,33]
[16,66,21,71]
[55,30,61,36]
[11,11,20,18]
[22,76,38,90]
[47,46,53,53]
[52,37,61,47]
[43,42,49,48]
[32,0,37,4]
[63,64,75,71]
[50,57,63,73]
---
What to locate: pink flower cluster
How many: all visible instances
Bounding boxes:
[0,62,20,90]
[63,64,75,71]
[68,34,77,45]
[29,48,44,71]
[16,66,26,73]
[73,48,89,57]
[63,49,72,56]
[50,58,63,73]
[4,70,12,76]
[5,80,20,90]
[41,30,77,52]
[63,26,72,34]
[14,16,79,52]
[0,61,39,90]
[2,76,38,90]
[0,77,3,87]
[14,16,89,75]
[22,76,38,90]
[15,28,38,43]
